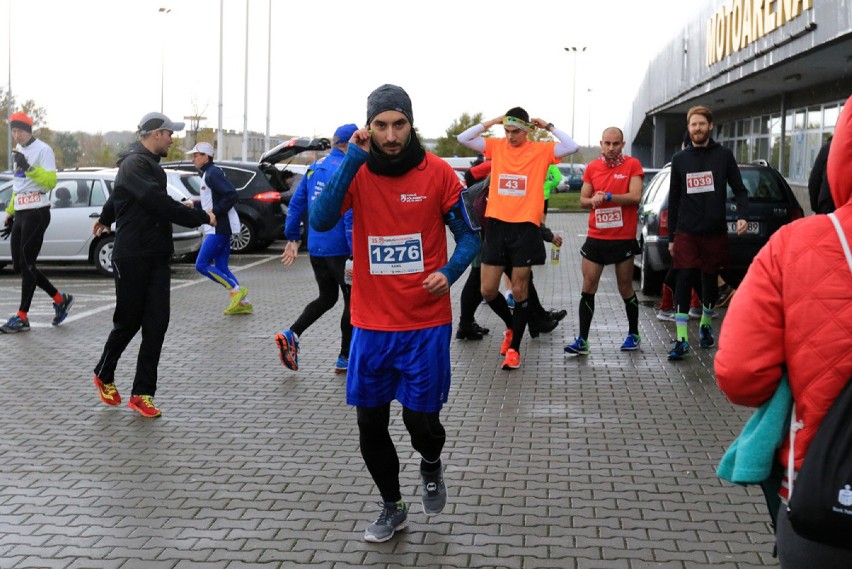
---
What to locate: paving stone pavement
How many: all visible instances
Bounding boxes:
[0,213,778,568]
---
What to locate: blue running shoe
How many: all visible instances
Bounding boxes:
[668,340,690,360]
[52,293,74,326]
[505,291,515,309]
[564,336,590,355]
[0,315,30,333]
[334,355,348,374]
[699,325,715,349]
[275,330,300,371]
[620,333,641,351]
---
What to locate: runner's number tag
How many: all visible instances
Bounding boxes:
[368,233,424,275]
[594,206,624,229]
[686,171,715,194]
[497,174,527,197]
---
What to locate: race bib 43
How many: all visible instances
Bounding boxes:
[497,174,527,197]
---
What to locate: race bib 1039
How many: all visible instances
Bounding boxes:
[686,171,714,194]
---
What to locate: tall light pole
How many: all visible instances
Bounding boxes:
[587,88,593,148]
[217,0,224,158]
[158,7,171,113]
[564,46,586,167]
[7,0,13,170]
[241,0,249,161]
[265,0,271,152]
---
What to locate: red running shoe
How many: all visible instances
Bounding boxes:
[128,395,161,418]
[94,375,121,406]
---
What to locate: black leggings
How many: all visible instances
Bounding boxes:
[357,404,446,503]
[459,264,482,323]
[291,255,351,357]
[675,269,716,314]
[10,207,58,313]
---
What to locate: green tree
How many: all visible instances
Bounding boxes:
[166,135,186,162]
[54,132,80,168]
[433,112,490,157]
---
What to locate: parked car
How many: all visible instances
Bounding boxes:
[0,169,203,277]
[634,160,804,294]
[163,137,329,253]
[555,164,585,192]
[641,167,662,192]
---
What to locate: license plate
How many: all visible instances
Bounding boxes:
[729,221,760,234]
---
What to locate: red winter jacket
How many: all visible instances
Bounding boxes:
[715,95,852,495]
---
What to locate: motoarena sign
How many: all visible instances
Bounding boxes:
[706,0,814,65]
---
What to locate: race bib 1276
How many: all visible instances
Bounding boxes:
[368,233,424,275]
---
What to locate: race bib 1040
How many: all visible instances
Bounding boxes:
[368,233,424,275]
[686,171,714,194]
[497,174,527,197]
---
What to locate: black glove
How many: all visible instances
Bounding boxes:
[0,216,12,240]
[12,151,29,172]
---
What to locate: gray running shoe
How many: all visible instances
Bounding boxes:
[363,501,408,542]
[421,467,447,516]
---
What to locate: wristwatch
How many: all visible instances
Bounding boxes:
[605,192,612,202]
[546,123,554,132]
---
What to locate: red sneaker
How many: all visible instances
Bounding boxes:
[94,375,121,406]
[501,349,521,370]
[128,395,161,418]
[500,329,513,356]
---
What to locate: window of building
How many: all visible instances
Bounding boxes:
[717,101,843,183]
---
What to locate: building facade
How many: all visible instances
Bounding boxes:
[626,0,851,211]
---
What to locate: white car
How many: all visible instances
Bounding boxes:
[0,169,204,277]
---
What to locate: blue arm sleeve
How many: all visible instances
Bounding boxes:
[437,199,480,286]
[343,208,354,254]
[285,172,310,240]
[310,143,367,232]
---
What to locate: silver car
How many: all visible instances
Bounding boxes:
[0,169,203,277]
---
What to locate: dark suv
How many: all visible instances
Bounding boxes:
[163,137,329,253]
[635,160,804,294]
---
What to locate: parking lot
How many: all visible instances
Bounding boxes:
[0,213,777,569]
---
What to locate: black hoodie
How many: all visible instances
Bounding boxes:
[99,141,209,260]
[668,139,749,240]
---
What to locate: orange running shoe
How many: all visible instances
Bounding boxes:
[501,349,521,370]
[94,375,121,406]
[128,395,161,418]
[499,329,513,356]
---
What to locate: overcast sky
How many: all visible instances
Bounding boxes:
[2,0,694,146]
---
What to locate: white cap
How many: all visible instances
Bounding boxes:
[186,142,215,157]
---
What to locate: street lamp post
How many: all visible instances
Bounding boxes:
[564,46,586,167]
[587,88,593,148]
[159,7,171,113]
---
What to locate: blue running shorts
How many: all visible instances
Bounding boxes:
[347,324,452,413]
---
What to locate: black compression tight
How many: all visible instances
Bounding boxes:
[357,404,446,503]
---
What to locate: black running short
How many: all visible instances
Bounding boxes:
[481,219,546,267]
[580,237,640,266]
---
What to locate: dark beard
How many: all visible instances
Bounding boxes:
[366,131,426,177]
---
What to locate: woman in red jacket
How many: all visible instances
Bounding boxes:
[715,94,852,568]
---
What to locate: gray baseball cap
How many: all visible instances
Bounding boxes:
[138,112,185,135]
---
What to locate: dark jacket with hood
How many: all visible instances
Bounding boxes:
[99,141,208,260]
[668,139,749,240]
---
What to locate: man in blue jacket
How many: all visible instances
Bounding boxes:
[275,123,357,373]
